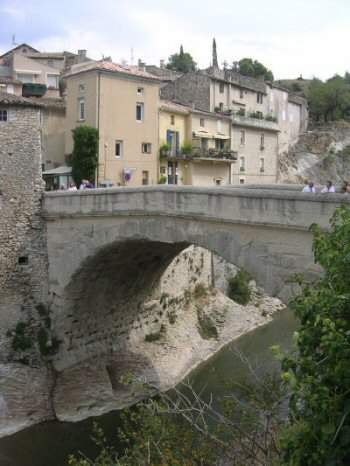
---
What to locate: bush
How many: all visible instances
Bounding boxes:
[158,175,167,184]
[280,205,350,466]
[11,322,32,352]
[227,270,252,305]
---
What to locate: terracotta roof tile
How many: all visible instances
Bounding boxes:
[64,60,161,81]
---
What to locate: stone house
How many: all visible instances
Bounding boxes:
[159,100,236,186]
[63,60,161,187]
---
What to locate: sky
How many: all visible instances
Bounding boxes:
[0,0,349,80]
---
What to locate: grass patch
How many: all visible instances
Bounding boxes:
[227,270,252,305]
[197,308,218,340]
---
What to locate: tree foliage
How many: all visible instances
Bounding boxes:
[280,205,350,466]
[236,58,274,82]
[308,75,350,122]
[71,125,99,186]
[166,45,196,73]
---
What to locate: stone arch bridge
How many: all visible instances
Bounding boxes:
[43,186,345,370]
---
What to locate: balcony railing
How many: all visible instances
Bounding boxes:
[160,148,237,162]
[231,111,279,131]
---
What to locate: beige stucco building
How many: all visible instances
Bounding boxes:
[64,60,161,187]
[159,101,236,186]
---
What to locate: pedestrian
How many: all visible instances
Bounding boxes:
[68,182,77,191]
[302,181,316,193]
[321,180,335,193]
[341,181,349,193]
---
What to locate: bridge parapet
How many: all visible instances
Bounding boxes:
[43,186,349,231]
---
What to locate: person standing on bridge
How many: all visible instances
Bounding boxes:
[302,181,316,193]
[321,180,336,193]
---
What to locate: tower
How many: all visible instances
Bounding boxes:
[212,38,218,69]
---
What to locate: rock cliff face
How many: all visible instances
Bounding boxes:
[279,121,350,184]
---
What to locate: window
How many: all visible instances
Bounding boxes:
[219,82,224,93]
[260,157,265,173]
[170,115,175,125]
[201,138,208,151]
[257,92,263,104]
[217,119,222,133]
[260,133,265,150]
[142,170,149,185]
[239,178,245,184]
[219,102,224,111]
[0,109,8,122]
[47,74,59,88]
[142,143,152,154]
[239,156,245,172]
[240,89,244,99]
[137,87,144,95]
[78,98,85,120]
[79,84,85,93]
[282,110,286,121]
[215,139,225,150]
[17,73,34,83]
[215,179,222,185]
[200,118,205,127]
[240,130,245,145]
[48,59,54,67]
[136,102,144,121]
[115,140,123,158]
[160,166,166,175]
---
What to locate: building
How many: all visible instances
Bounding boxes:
[159,100,236,186]
[63,60,161,187]
[0,43,91,99]
[161,41,308,184]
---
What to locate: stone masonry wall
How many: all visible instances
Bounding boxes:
[0,104,52,436]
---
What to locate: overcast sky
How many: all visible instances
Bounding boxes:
[0,0,349,80]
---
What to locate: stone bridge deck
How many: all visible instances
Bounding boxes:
[43,185,348,231]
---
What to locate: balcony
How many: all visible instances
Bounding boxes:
[231,111,279,132]
[160,148,237,162]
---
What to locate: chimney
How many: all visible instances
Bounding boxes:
[77,49,87,63]
[160,59,165,69]
[138,58,146,72]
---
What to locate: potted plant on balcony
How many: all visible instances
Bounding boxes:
[181,142,192,156]
[159,143,171,157]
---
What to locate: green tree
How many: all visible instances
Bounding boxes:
[280,205,350,466]
[237,58,274,81]
[71,125,99,187]
[308,75,350,122]
[166,45,196,73]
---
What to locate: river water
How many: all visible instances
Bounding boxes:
[0,308,297,466]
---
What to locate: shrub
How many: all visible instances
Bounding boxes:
[227,270,252,305]
[11,322,32,352]
[158,175,167,184]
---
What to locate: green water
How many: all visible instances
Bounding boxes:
[0,309,296,466]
